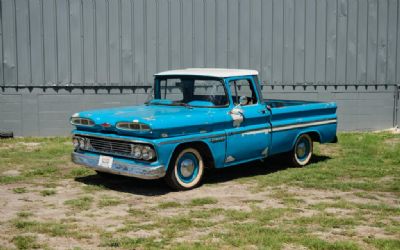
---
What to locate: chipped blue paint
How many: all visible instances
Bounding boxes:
[70,71,337,180]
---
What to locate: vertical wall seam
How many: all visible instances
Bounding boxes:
[375,0,379,84]
[13,0,18,86]
[292,0,296,83]
[93,0,97,85]
[226,0,229,68]
[313,0,317,83]
[0,0,3,86]
[345,0,349,84]
[238,0,240,69]
[271,0,274,83]
[191,0,194,67]
[203,0,205,67]
[179,0,182,68]
[67,0,71,84]
[54,0,59,85]
[366,0,369,84]
[134,0,136,85]
[260,0,263,80]
[303,0,307,83]
[118,0,122,85]
[27,0,32,85]
[106,0,109,85]
[385,0,389,83]
[334,0,338,84]
[249,0,252,69]
[156,0,159,72]
[355,0,359,84]
[396,0,400,82]
[144,0,147,85]
[80,0,84,84]
[40,0,45,83]
[282,0,285,83]
[324,0,328,83]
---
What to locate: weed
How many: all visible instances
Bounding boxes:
[98,195,121,208]
[64,196,94,210]
[190,197,218,206]
[12,187,27,194]
[158,201,181,209]
[40,189,56,196]
[12,235,41,249]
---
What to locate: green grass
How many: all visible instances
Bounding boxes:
[97,195,122,208]
[158,201,182,209]
[245,133,400,192]
[12,235,42,249]
[0,133,399,249]
[40,189,56,196]
[64,196,94,210]
[190,197,218,206]
[12,187,27,194]
[13,219,89,239]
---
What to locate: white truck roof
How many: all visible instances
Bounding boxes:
[154,68,258,78]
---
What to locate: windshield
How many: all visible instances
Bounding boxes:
[151,76,229,107]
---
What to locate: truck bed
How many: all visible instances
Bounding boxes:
[262,98,337,155]
[263,99,318,108]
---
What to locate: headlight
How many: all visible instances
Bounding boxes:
[72,137,80,149]
[70,117,95,127]
[72,136,90,150]
[116,122,151,132]
[132,145,142,158]
[142,146,155,160]
[79,138,86,149]
[130,144,156,160]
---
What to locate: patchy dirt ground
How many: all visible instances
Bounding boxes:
[0,134,399,249]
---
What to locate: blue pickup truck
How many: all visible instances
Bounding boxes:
[71,68,337,190]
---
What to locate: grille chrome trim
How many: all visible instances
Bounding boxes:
[74,135,156,161]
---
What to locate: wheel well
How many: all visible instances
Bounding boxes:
[172,141,215,169]
[307,131,321,143]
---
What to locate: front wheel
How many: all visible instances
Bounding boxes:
[290,134,313,167]
[165,147,205,191]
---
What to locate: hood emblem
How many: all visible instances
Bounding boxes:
[101,123,112,128]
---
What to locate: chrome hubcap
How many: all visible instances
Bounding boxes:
[180,159,195,177]
[297,142,306,157]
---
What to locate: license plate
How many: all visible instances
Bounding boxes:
[98,155,113,168]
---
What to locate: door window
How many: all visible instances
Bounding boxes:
[229,79,258,106]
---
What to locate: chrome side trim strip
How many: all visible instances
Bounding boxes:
[157,133,226,145]
[71,152,165,180]
[228,127,271,136]
[272,119,337,132]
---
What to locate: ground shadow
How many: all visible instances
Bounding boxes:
[74,154,331,196]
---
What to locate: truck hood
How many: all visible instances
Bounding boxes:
[74,105,228,138]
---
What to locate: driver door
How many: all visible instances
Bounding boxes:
[224,77,271,165]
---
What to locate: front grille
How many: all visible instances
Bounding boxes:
[84,136,133,158]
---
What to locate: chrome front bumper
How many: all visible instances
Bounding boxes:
[71,152,166,180]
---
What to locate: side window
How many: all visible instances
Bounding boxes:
[229,79,257,106]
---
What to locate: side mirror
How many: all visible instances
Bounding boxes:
[239,96,248,106]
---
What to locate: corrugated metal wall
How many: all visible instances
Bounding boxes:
[0,0,399,136]
[1,0,399,87]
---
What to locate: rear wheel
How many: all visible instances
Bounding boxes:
[290,134,313,167]
[165,147,205,191]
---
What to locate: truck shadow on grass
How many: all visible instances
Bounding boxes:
[74,154,331,196]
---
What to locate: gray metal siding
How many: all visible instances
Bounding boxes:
[0,0,399,136]
[0,0,399,87]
